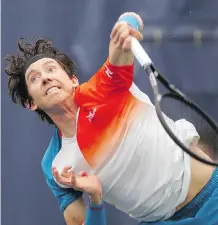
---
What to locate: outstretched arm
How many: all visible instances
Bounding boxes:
[109,12,143,66]
[76,12,144,105]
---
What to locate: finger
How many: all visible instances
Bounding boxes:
[70,171,86,191]
[63,165,72,173]
[113,23,129,44]
[52,167,58,175]
[70,171,78,188]
[52,168,62,180]
[61,172,70,178]
[110,22,123,39]
[52,166,57,170]
[61,166,73,178]
[52,168,70,185]
[118,29,129,47]
[52,167,62,181]
[122,36,132,51]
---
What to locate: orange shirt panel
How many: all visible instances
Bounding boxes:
[75,60,135,167]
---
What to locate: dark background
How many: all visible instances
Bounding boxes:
[2,1,218,224]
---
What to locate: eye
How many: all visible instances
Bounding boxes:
[31,75,40,84]
[48,66,56,73]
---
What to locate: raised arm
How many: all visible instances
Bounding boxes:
[76,13,144,105]
[109,12,143,66]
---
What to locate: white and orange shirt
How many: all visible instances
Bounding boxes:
[41,60,199,222]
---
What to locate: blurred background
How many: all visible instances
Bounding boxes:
[1,0,218,225]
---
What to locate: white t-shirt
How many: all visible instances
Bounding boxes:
[52,61,199,222]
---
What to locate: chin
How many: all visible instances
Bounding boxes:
[43,92,73,110]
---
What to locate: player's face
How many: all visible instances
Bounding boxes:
[25,58,78,111]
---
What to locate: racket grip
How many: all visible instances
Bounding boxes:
[131,37,152,68]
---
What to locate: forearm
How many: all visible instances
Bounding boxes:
[64,213,84,225]
[63,188,106,225]
[63,197,86,225]
[63,196,105,225]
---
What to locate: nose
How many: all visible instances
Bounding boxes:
[42,74,53,85]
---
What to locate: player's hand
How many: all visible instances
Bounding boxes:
[52,166,102,197]
[110,12,143,51]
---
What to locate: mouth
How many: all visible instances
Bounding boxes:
[46,86,61,95]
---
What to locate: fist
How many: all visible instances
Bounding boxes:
[110,12,143,51]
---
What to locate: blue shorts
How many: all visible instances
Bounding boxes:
[140,167,218,225]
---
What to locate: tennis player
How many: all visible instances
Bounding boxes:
[5,12,217,225]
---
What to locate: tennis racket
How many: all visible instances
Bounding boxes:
[131,37,218,167]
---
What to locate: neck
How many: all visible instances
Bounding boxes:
[47,100,79,138]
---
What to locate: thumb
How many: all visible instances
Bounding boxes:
[70,170,79,189]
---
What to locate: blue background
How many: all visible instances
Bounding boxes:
[2,1,218,224]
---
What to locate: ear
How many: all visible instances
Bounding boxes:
[71,75,79,88]
[24,101,38,111]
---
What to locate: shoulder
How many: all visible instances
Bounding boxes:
[75,59,134,106]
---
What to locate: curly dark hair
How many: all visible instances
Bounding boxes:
[5,38,77,125]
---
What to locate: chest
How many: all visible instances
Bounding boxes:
[52,139,93,174]
[76,92,134,149]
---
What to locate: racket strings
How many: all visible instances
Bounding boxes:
[160,95,218,162]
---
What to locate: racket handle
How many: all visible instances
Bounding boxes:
[131,37,152,68]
